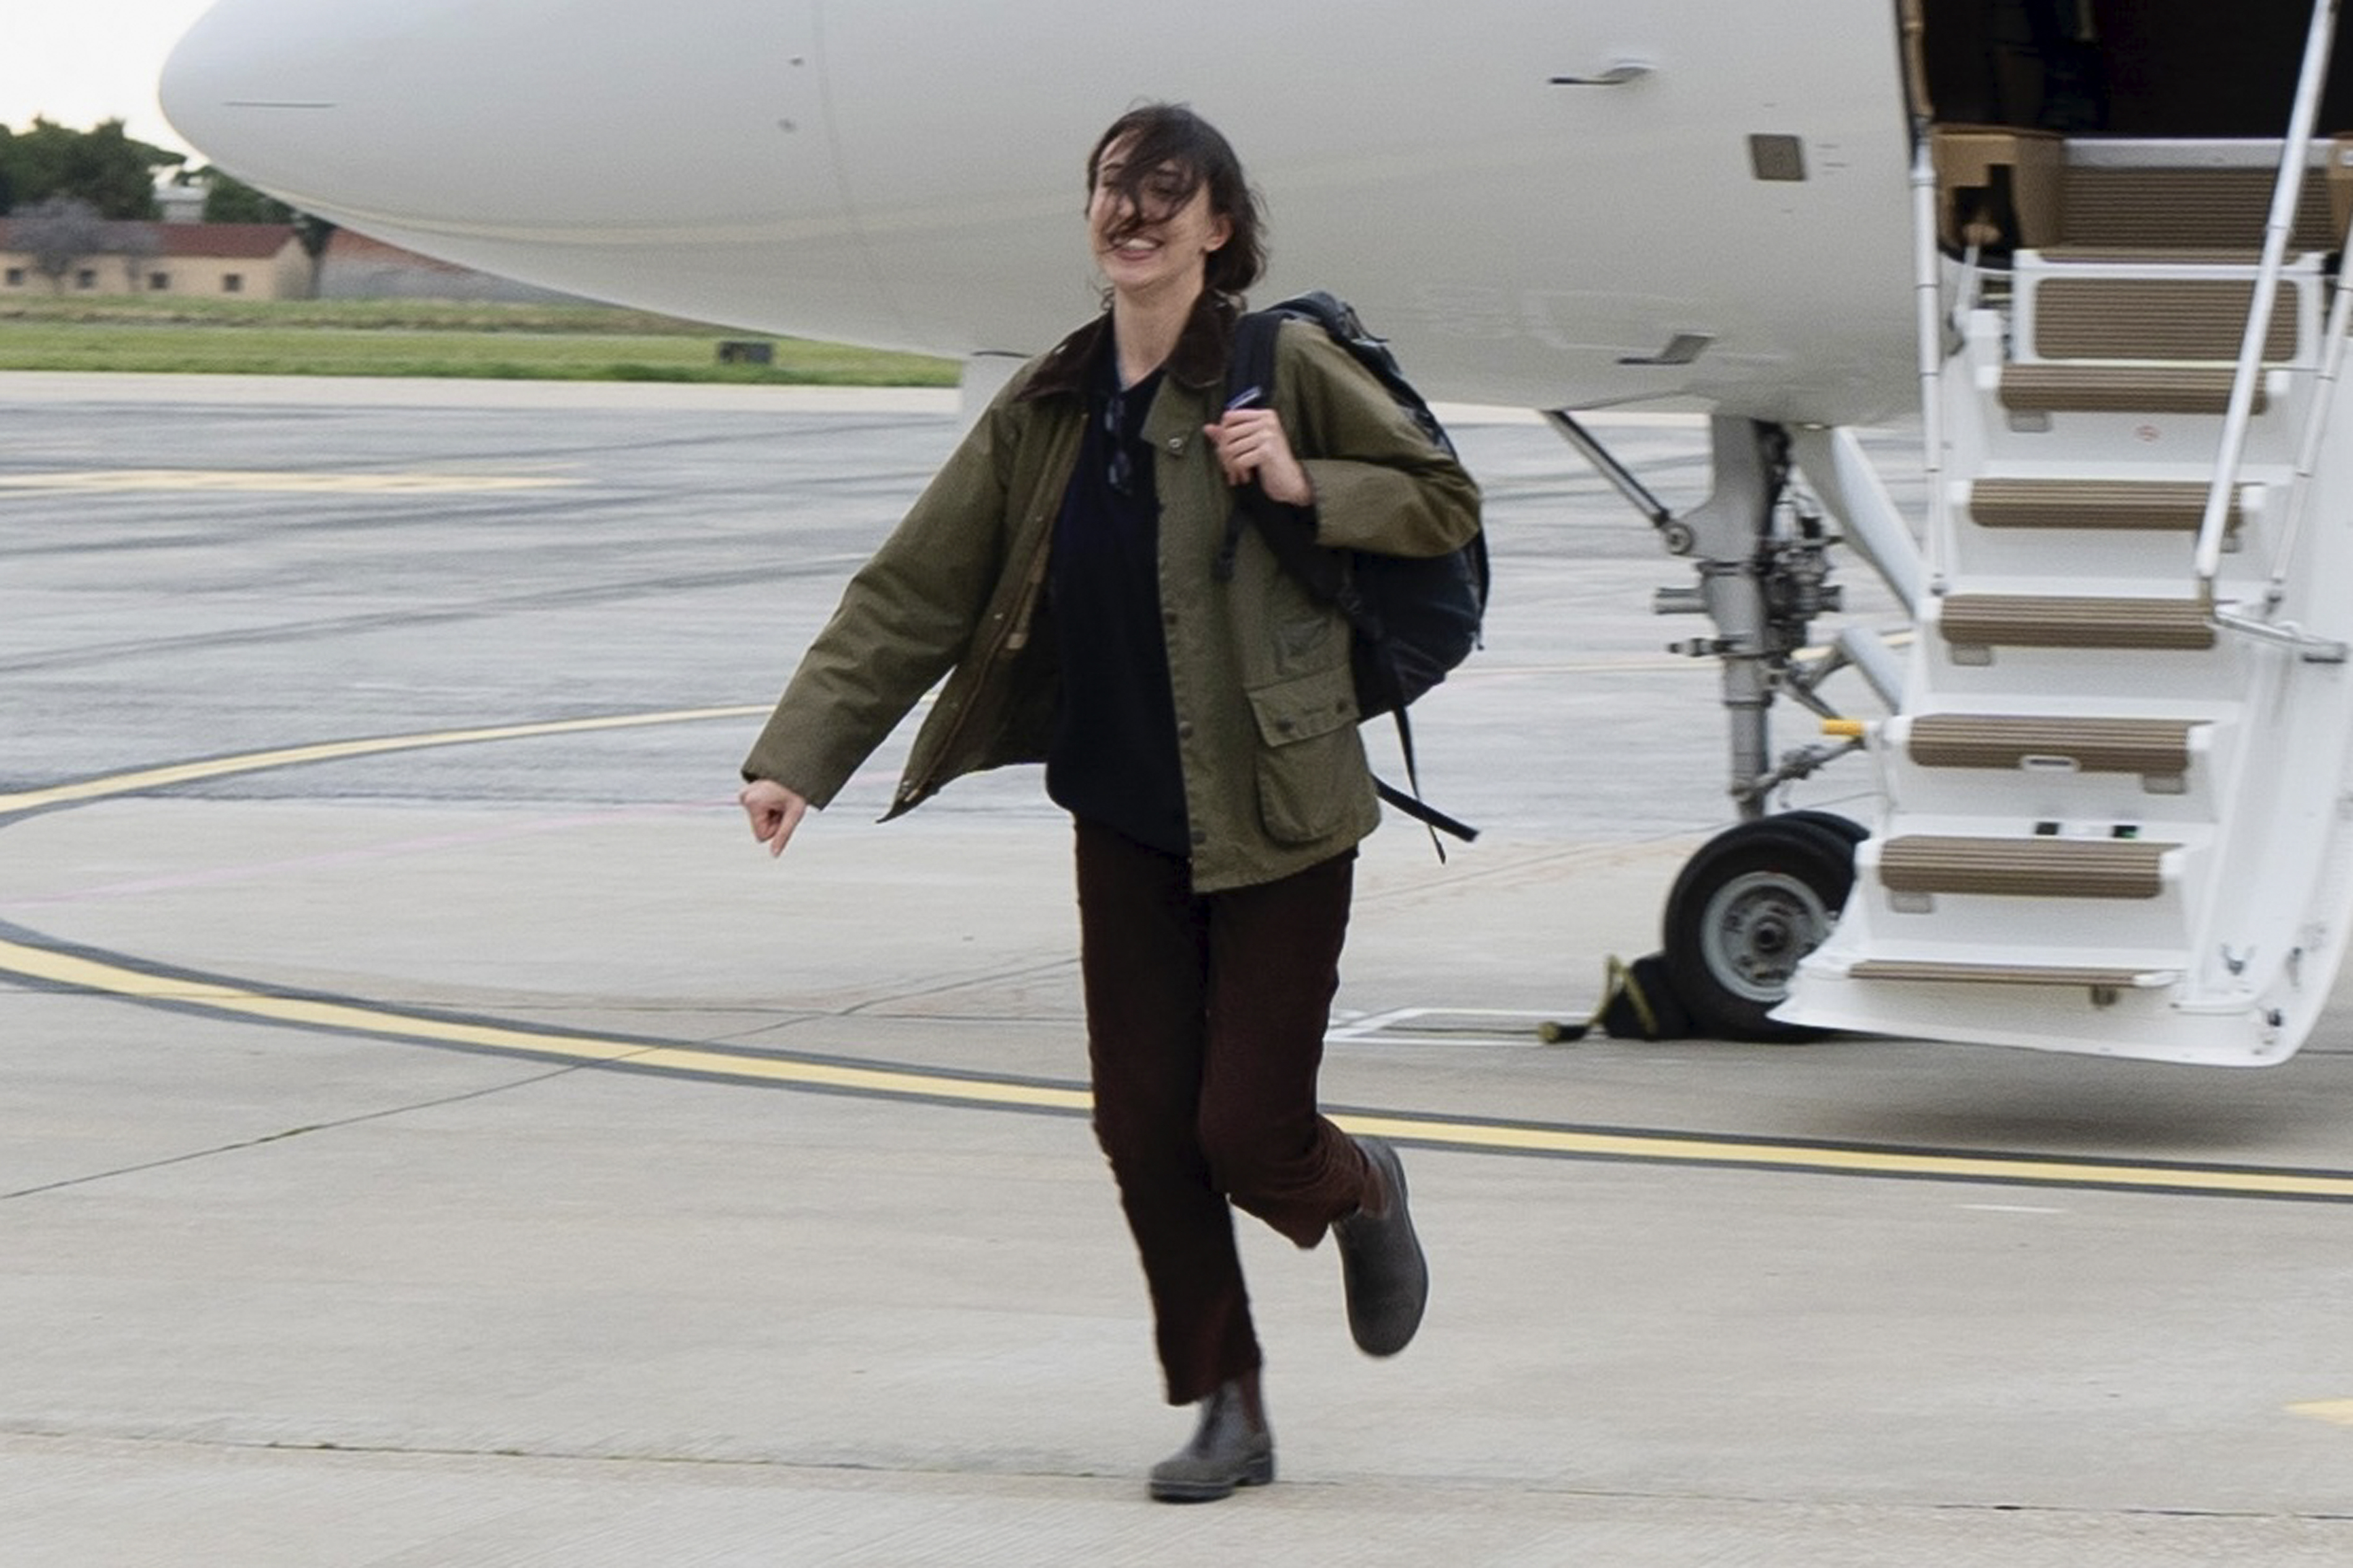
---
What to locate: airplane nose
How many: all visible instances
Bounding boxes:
[159,0,892,339]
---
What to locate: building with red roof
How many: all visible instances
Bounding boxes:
[0,220,310,299]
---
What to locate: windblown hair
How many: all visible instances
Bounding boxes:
[1085,103,1266,300]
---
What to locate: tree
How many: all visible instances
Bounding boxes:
[0,118,183,219]
[196,167,294,225]
[292,214,338,299]
[11,195,110,292]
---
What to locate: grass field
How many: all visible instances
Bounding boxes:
[0,297,959,386]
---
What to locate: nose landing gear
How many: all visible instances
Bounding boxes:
[1660,812,1863,1040]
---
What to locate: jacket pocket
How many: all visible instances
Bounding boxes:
[1246,664,1365,843]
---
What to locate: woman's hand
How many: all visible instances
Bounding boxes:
[739,778,811,858]
[1204,406,1314,506]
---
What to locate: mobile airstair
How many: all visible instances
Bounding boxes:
[1781,6,2353,1063]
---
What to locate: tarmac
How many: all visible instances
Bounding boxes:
[2,373,2349,1566]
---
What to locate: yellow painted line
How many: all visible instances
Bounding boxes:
[4,929,2351,1198]
[0,707,770,816]
[0,935,1088,1114]
[2289,1399,2353,1426]
[1328,1113,2353,1200]
[7,705,2353,1200]
[0,470,582,495]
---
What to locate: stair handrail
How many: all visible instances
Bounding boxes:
[2195,0,2342,597]
[1909,123,1951,591]
[2263,146,2353,621]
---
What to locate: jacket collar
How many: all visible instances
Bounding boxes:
[1018,292,1238,404]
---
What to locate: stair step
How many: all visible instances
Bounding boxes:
[2035,247,2279,266]
[2061,164,2338,251]
[2033,277,2297,361]
[1880,836,2176,899]
[1968,478,2243,532]
[1848,959,2180,989]
[1939,594,2216,651]
[1999,365,2262,415]
[1907,715,2198,774]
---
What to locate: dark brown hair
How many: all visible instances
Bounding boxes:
[1085,103,1266,299]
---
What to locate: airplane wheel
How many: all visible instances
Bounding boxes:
[1780,808,1868,846]
[1661,815,1857,1042]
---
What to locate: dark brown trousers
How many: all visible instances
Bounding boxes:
[1074,821,1376,1406]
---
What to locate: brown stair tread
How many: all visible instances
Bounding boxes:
[1999,365,2263,415]
[2032,247,2300,266]
[1907,715,2197,773]
[1969,478,2242,532]
[1938,595,2216,651]
[2061,165,2338,251]
[2033,277,2298,362]
[1880,835,2175,899]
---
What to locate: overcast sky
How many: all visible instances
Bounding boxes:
[4,1,217,158]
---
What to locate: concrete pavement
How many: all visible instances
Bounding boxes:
[2,374,2349,1565]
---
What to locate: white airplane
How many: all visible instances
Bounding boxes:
[159,0,2353,1068]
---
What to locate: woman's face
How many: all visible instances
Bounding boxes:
[1088,138,1231,303]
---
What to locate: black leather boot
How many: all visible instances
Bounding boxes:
[1332,1134,1428,1356]
[1147,1378,1274,1502]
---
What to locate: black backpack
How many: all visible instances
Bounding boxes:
[1217,292,1489,849]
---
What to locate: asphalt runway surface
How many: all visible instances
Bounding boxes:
[2,373,2349,1564]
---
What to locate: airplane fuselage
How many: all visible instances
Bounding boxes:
[160,0,1919,423]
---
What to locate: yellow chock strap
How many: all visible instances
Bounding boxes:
[1537,954,1656,1043]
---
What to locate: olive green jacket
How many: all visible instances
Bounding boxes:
[741,294,1481,892]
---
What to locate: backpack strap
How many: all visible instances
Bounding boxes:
[1213,309,1285,585]
[1218,308,1475,857]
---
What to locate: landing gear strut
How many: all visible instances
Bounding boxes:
[1549,413,1898,1037]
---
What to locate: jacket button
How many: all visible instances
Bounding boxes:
[1165,436,1185,454]
[1190,828,1209,846]
[1176,721,1194,740]
[1276,718,1296,735]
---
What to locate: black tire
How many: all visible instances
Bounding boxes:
[1781,808,1869,846]
[1661,815,1858,1042]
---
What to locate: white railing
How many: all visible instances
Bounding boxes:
[1910,127,1951,591]
[2265,152,2353,620]
[2195,0,2341,599]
